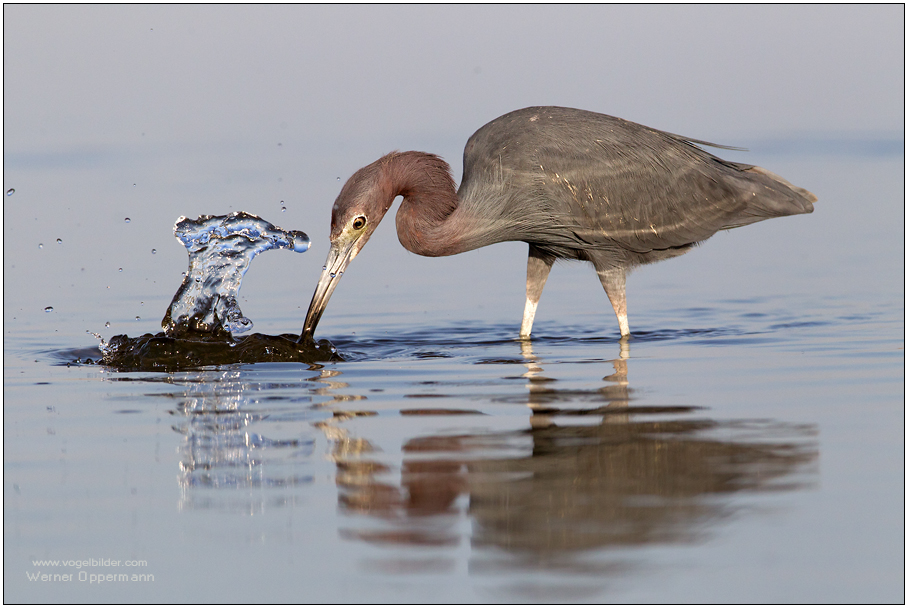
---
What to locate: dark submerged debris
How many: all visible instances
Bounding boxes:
[99,332,340,371]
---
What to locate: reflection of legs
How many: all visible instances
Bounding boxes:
[517,336,554,428]
[595,265,630,338]
[520,245,555,339]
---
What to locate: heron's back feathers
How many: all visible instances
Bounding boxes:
[459,106,815,256]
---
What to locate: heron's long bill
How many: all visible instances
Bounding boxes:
[301,238,359,339]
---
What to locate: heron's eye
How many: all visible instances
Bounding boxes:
[352,216,366,230]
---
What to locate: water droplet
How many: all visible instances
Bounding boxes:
[322,265,327,271]
[6,188,14,196]
[281,206,287,212]
[56,238,62,245]
[280,200,284,204]
[44,306,54,313]
[336,177,341,181]
[105,322,110,328]
[133,183,136,187]
[38,243,43,249]
[124,217,131,223]
[330,272,336,278]
[151,248,157,254]
[135,316,140,321]
[118,268,123,272]
[140,301,144,306]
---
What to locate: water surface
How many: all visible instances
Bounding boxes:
[3,147,904,603]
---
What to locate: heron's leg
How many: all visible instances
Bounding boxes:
[595,266,630,338]
[520,245,554,339]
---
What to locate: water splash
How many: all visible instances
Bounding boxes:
[161,211,309,337]
[95,211,337,370]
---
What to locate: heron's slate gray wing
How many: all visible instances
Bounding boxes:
[466,107,813,255]
[528,124,803,254]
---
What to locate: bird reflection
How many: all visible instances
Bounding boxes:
[156,340,817,576]
[522,339,630,429]
[329,341,817,570]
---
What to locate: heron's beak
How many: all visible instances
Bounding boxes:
[301,233,362,340]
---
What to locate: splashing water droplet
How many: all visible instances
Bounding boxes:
[151,249,157,254]
[163,212,310,337]
[124,218,131,223]
[87,330,109,352]
[44,306,54,312]
[6,188,14,196]
[56,238,62,244]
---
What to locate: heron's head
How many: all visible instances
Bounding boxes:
[301,159,395,339]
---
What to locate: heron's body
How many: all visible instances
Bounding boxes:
[303,106,815,339]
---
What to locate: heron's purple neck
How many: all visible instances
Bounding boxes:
[378,152,479,257]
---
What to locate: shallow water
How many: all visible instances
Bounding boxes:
[4,145,904,602]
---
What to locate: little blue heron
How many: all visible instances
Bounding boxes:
[302,106,815,340]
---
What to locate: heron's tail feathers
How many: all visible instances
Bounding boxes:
[747,165,817,207]
[722,165,815,229]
